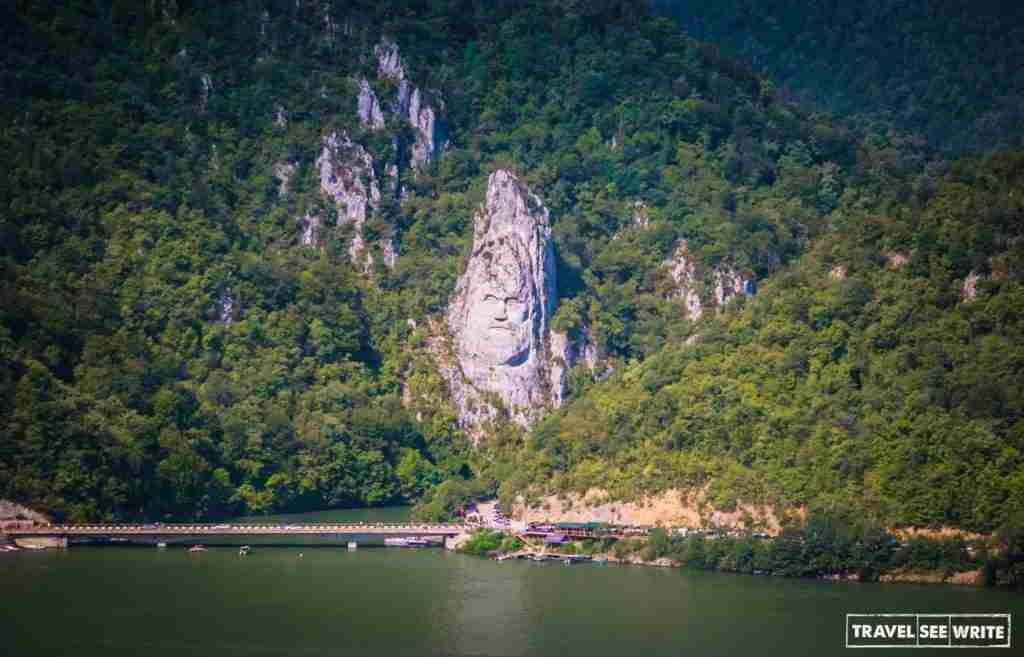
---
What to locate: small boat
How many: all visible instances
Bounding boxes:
[189,544,206,553]
[347,541,357,551]
[385,537,432,547]
[238,545,250,556]
[156,542,167,549]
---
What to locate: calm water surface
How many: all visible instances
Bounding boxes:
[2,510,1020,657]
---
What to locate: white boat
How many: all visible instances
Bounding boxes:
[189,544,206,553]
[385,537,433,547]
[238,545,251,556]
[347,541,357,550]
[156,542,167,549]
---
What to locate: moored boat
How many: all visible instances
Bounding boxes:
[189,544,206,553]
[385,537,433,547]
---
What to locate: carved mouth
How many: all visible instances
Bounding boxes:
[489,325,514,332]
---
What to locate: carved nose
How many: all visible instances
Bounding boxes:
[494,301,508,320]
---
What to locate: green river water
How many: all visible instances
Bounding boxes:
[2,508,1020,657]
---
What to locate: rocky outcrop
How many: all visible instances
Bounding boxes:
[665,240,755,321]
[373,37,445,171]
[961,271,981,303]
[439,170,579,433]
[299,212,321,247]
[382,239,397,269]
[200,73,213,106]
[314,130,380,271]
[218,289,235,325]
[548,326,605,403]
[886,251,909,269]
[666,241,704,321]
[632,201,649,229]
[272,161,296,197]
[712,266,753,307]
[357,79,385,130]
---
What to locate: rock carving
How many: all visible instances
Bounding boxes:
[440,170,582,434]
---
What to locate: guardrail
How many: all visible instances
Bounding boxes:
[4,523,467,536]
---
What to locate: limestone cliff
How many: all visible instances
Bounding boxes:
[439,170,578,434]
[666,240,755,321]
[357,79,385,130]
[312,130,381,271]
[373,37,445,171]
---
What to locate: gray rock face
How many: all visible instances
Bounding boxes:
[374,37,406,81]
[373,37,444,170]
[200,74,214,105]
[666,240,754,321]
[357,79,385,130]
[712,267,750,307]
[315,130,380,271]
[666,241,705,321]
[632,201,650,228]
[382,239,397,269]
[961,271,981,303]
[440,170,568,432]
[218,289,235,325]
[272,161,296,197]
[299,212,321,247]
[547,326,605,405]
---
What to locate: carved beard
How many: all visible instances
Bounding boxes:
[462,237,533,366]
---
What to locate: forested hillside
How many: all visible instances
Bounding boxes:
[493,150,1024,534]
[650,0,1024,157]
[1,1,1019,533]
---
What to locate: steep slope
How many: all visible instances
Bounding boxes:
[0,0,953,522]
[500,150,1024,533]
[650,0,1024,157]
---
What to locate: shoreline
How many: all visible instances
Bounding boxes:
[485,548,988,587]
[0,532,989,588]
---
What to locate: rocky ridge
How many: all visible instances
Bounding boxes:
[296,36,447,271]
[437,170,594,435]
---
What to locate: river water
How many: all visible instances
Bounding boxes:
[2,509,1020,657]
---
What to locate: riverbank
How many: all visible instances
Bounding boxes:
[494,545,990,586]
[466,524,1004,588]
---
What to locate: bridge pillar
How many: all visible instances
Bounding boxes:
[445,533,470,551]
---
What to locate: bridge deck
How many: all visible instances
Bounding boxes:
[4,523,466,537]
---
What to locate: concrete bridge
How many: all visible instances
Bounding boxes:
[4,522,467,548]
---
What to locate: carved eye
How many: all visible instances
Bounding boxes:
[484,294,499,303]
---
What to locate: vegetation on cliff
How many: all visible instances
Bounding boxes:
[1,0,1020,538]
[498,150,1024,534]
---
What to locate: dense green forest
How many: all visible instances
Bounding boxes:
[649,0,1024,157]
[491,150,1024,534]
[1,0,1020,536]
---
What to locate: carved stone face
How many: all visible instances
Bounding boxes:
[463,236,533,366]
